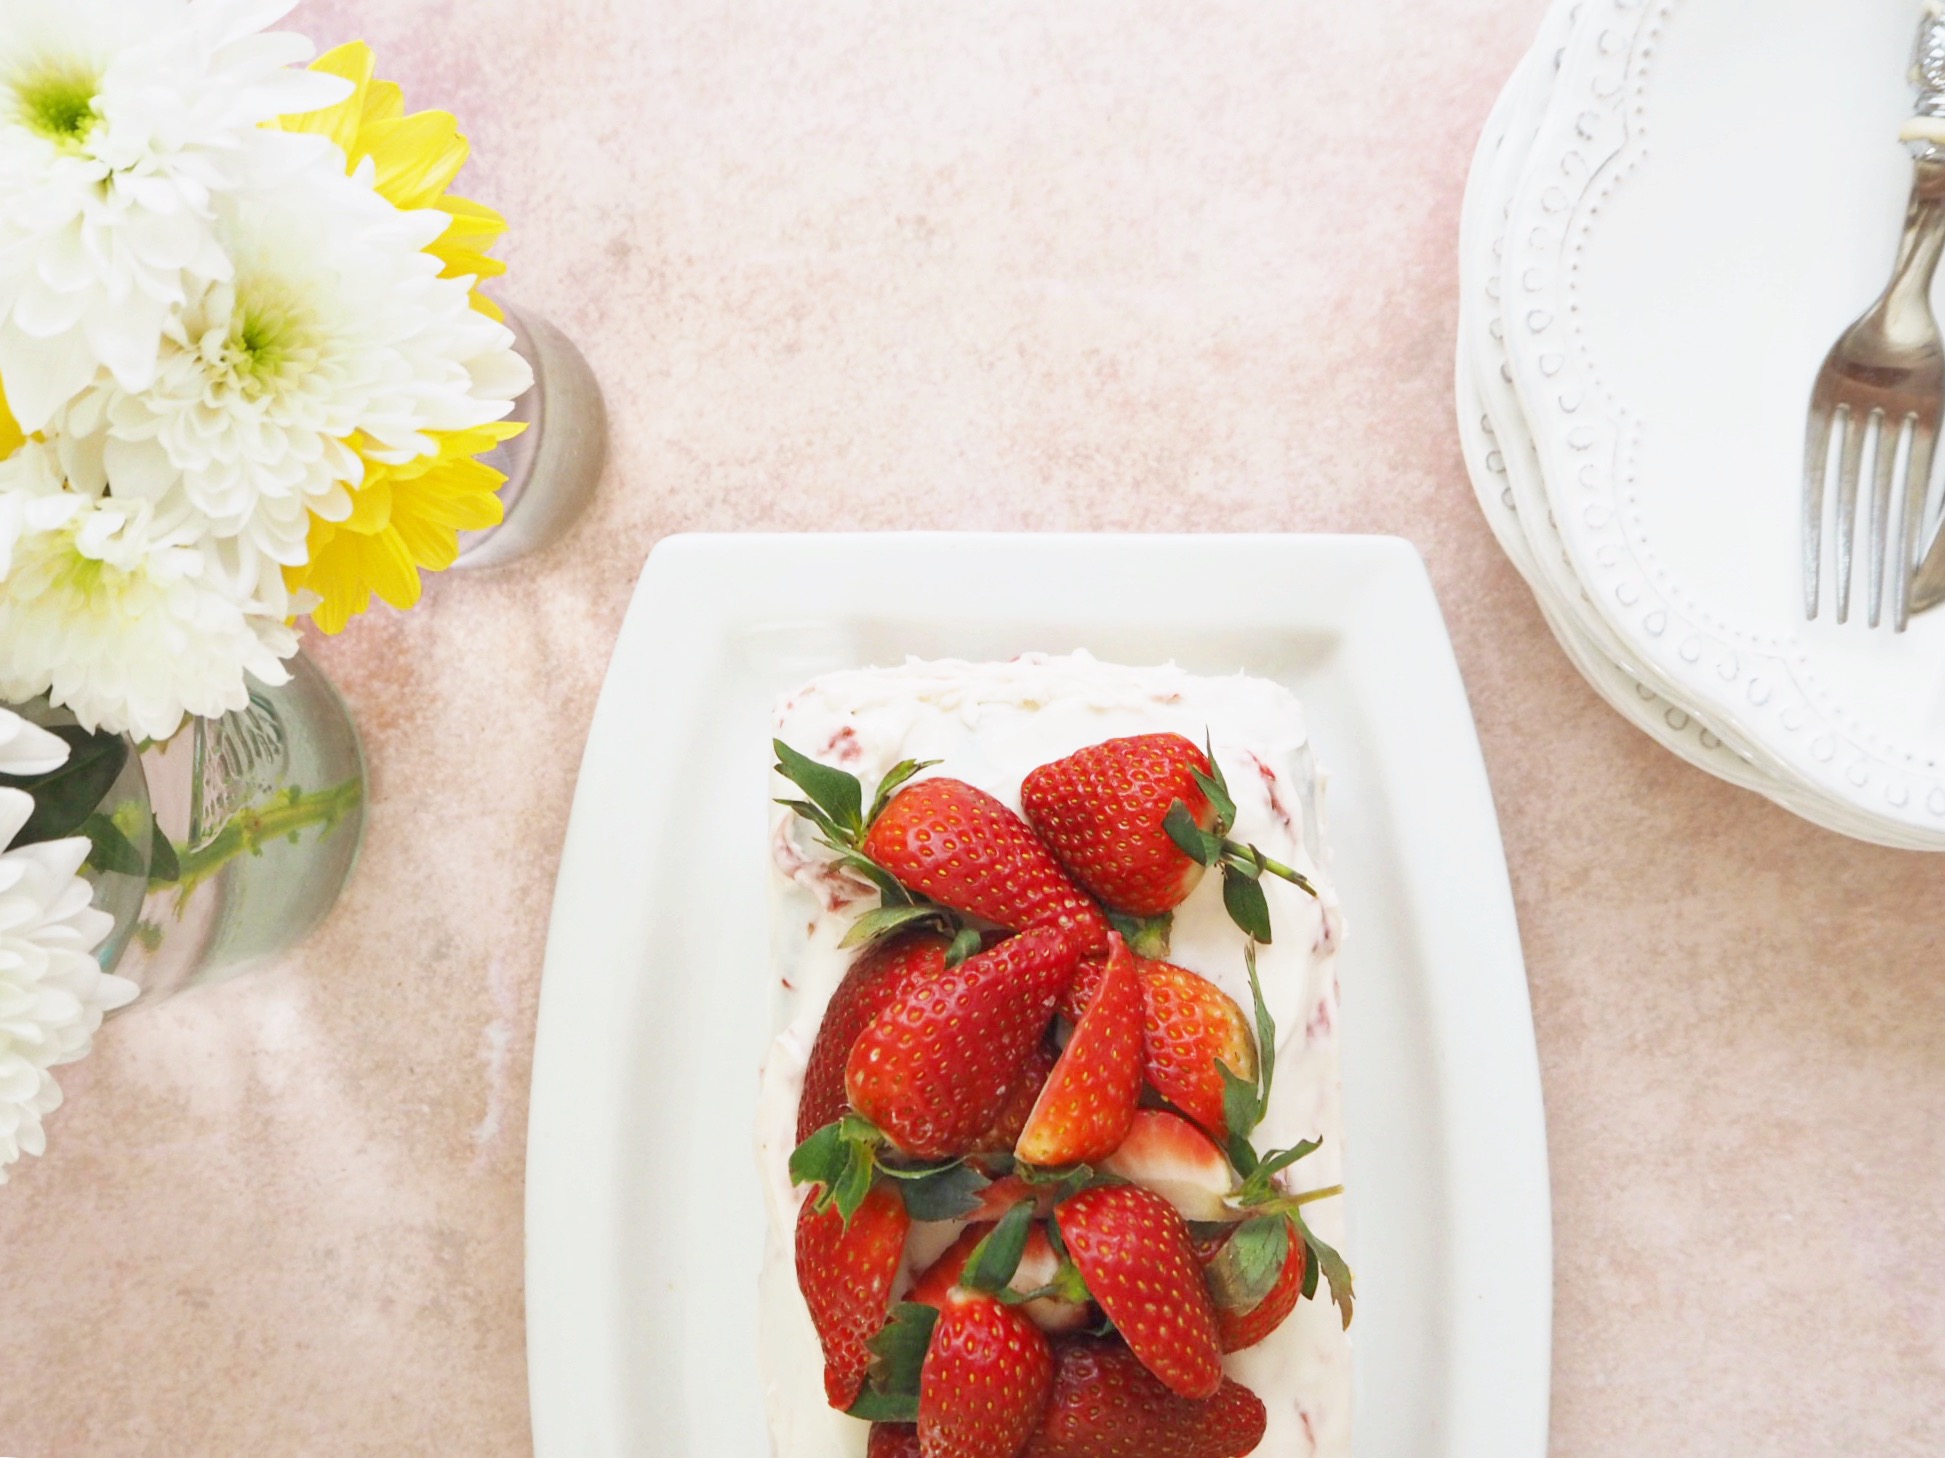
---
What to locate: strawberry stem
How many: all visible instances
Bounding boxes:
[1218,841,1318,899]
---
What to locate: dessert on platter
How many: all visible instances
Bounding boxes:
[756,653,1353,1458]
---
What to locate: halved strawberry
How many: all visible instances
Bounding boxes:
[1022,733,1219,915]
[919,1287,1055,1458]
[795,1184,911,1408]
[1055,1184,1223,1400]
[862,777,1111,955]
[798,931,950,1143]
[909,1221,1093,1335]
[1098,1110,1236,1223]
[868,1424,922,1458]
[965,1172,1055,1224]
[1016,935,1143,1166]
[1021,732,1317,943]
[1060,954,1258,1143]
[1021,1335,1268,1458]
[970,1043,1057,1156]
[846,926,1077,1159]
[907,1223,989,1310]
[1193,1213,1310,1353]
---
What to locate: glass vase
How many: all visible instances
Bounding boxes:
[452,303,607,569]
[10,653,367,1007]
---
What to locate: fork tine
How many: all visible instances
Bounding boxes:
[1867,410,1897,627]
[1835,404,1864,624]
[1802,400,1833,618]
[1897,416,1937,632]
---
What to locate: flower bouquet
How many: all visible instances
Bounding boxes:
[0,1,547,1176]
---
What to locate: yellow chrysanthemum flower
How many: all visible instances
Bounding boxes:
[292,423,524,634]
[277,42,525,634]
[276,42,508,319]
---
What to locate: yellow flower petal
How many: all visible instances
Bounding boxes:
[0,380,22,459]
[274,45,523,633]
[359,112,470,211]
[277,42,373,156]
[341,475,395,534]
[364,529,425,611]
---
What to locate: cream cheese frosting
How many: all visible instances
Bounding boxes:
[756,651,1352,1457]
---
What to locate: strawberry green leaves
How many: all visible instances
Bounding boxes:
[959,1198,1036,1295]
[1204,1213,1290,1312]
[849,1302,939,1423]
[774,738,937,908]
[1209,943,1356,1329]
[792,1114,885,1222]
[775,740,982,960]
[1216,944,1277,1171]
[792,1115,997,1224]
[1289,1203,1354,1328]
[893,1163,991,1222]
[1161,735,1317,944]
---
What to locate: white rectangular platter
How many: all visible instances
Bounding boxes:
[526,533,1550,1458]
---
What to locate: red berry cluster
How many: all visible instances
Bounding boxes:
[778,732,1350,1458]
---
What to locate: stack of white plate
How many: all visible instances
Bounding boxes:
[1458,0,1945,849]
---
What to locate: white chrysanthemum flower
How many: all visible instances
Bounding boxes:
[0,704,67,776]
[0,441,297,740]
[54,144,530,577]
[0,782,134,1183]
[0,0,351,430]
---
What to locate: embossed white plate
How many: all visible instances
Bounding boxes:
[1457,1,1945,847]
[525,534,1550,1457]
[1500,0,1945,841]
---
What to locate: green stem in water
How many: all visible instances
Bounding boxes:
[169,777,363,905]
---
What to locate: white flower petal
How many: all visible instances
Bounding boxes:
[0,769,120,1180]
[0,0,337,424]
[0,710,69,776]
[0,442,298,737]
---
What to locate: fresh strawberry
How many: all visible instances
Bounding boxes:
[861,777,1111,955]
[846,926,1077,1159]
[1016,935,1143,1166]
[1060,955,1258,1143]
[1022,733,1219,915]
[1021,733,1317,943]
[795,1184,911,1408]
[1193,1214,1309,1353]
[910,1221,1093,1335]
[798,931,951,1143]
[868,1424,923,1458]
[1099,1110,1236,1223]
[1055,1185,1223,1399]
[919,1287,1055,1458]
[907,1223,990,1310]
[1021,1335,1268,1458]
[965,1172,1056,1224]
[1134,958,1256,1141]
[1054,954,1105,1026]
[971,1042,1057,1155]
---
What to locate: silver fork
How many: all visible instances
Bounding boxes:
[1803,6,1945,632]
[1802,154,1945,631]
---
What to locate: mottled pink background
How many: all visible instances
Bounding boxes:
[3,1,1943,1454]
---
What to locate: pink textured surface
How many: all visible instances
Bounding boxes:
[3,1,1944,1454]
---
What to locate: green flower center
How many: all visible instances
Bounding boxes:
[35,528,130,614]
[220,279,323,397]
[14,63,101,148]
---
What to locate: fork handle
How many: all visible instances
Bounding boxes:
[1878,158,1945,327]
[1903,3,1945,150]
